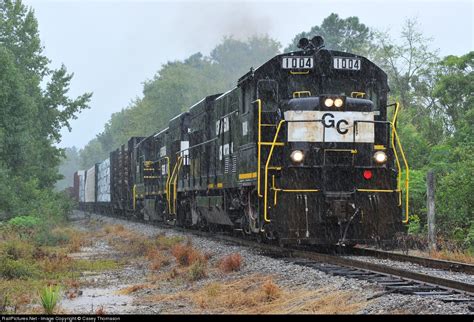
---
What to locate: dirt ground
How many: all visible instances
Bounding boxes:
[58,212,376,314]
[55,211,470,315]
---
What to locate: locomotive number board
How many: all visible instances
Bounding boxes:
[333,57,361,70]
[332,57,360,70]
[282,56,313,69]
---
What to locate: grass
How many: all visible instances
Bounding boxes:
[262,279,280,301]
[155,234,184,250]
[425,249,474,264]
[142,274,369,314]
[147,249,170,271]
[188,259,207,281]
[0,221,124,313]
[39,285,61,315]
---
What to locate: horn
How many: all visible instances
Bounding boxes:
[297,38,310,49]
[311,36,324,48]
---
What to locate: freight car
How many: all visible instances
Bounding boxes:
[74,36,409,246]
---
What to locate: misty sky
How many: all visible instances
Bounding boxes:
[22,0,473,150]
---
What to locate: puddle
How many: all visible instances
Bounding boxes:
[61,286,133,314]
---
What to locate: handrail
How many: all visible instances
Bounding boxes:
[292,91,311,98]
[391,124,410,223]
[172,156,184,215]
[263,120,285,222]
[167,156,182,214]
[389,102,409,223]
[254,99,263,197]
[353,115,409,223]
[259,101,408,224]
[391,102,400,128]
[162,156,172,213]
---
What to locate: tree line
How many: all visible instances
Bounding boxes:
[0,0,90,221]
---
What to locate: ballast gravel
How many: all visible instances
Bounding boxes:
[71,211,472,314]
[343,255,474,285]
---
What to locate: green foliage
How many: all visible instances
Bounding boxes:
[0,256,38,279]
[433,52,474,132]
[38,285,61,315]
[466,223,474,253]
[34,228,70,247]
[0,0,91,225]
[8,216,40,230]
[436,159,474,233]
[79,36,280,169]
[188,259,207,281]
[285,13,374,55]
[0,239,34,260]
[407,215,421,235]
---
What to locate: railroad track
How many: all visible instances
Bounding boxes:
[349,247,474,275]
[81,211,474,308]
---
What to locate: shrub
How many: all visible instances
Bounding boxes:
[8,216,41,230]
[34,227,70,247]
[262,279,280,301]
[0,256,38,279]
[1,239,34,260]
[147,250,170,271]
[95,306,106,315]
[219,253,243,273]
[188,259,207,281]
[171,244,202,266]
[407,214,421,235]
[39,285,61,315]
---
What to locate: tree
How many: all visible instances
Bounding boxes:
[0,0,91,188]
[285,13,374,55]
[79,36,281,160]
[0,1,91,221]
[374,18,439,111]
[432,52,474,133]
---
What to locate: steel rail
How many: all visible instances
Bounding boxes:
[350,247,474,275]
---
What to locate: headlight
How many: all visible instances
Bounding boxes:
[324,98,334,107]
[334,98,344,107]
[290,150,305,163]
[374,151,387,164]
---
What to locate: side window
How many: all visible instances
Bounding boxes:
[366,87,379,111]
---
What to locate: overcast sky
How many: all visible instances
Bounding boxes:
[22,0,473,150]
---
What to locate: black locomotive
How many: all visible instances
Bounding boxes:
[74,36,409,246]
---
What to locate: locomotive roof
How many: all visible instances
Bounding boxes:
[169,111,189,123]
[153,127,169,137]
[215,87,237,101]
[237,48,388,90]
[188,97,206,110]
